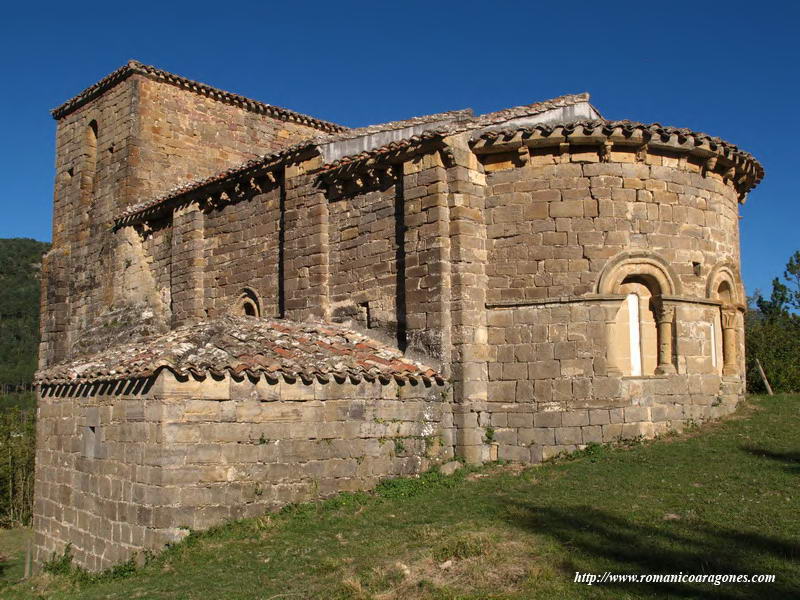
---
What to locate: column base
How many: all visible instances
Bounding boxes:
[654,364,676,375]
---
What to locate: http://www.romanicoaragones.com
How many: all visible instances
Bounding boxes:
[574,572,776,586]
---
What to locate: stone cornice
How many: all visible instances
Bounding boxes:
[486,294,738,310]
[471,120,764,196]
[51,60,346,133]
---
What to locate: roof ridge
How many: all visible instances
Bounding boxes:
[320,108,473,143]
[474,92,594,125]
[51,59,346,133]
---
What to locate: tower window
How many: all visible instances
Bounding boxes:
[81,120,98,201]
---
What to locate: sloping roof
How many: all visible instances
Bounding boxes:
[472,92,597,128]
[51,60,345,133]
[319,108,473,145]
[115,141,314,226]
[471,119,764,192]
[320,93,596,172]
[114,92,594,223]
[115,108,476,225]
[35,316,444,386]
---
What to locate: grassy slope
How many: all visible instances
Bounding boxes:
[3,395,798,600]
[0,527,32,585]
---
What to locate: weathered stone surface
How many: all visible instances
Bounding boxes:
[35,64,756,572]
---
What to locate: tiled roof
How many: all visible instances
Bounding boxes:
[123,91,765,225]
[51,60,346,133]
[318,93,595,172]
[320,129,448,173]
[319,108,473,144]
[115,110,474,225]
[472,92,594,127]
[115,141,314,226]
[35,316,444,386]
[471,119,764,192]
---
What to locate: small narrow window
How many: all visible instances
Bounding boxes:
[81,120,98,201]
[83,425,97,458]
[358,302,372,329]
[627,293,643,376]
[236,288,261,318]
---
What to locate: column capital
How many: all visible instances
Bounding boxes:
[721,308,737,330]
[653,298,676,324]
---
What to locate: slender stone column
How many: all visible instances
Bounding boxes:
[721,308,738,376]
[654,301,676,375]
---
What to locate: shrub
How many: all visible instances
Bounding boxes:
[0,395,36,526]
[746,250,800,393]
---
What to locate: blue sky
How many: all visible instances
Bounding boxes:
[1,0,797,297]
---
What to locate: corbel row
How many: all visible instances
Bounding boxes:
[322,162,402,199]
[470,121,763,198]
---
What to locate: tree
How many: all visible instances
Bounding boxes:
[0,238,50,387]
[746,250,800,393]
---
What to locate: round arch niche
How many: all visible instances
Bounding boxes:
[234,288,261,318]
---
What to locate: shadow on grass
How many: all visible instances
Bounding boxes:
[740,446,800,474]
[505,503,798,599]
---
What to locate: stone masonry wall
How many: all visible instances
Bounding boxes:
[203,183,283,319]
[328,180,402,339]
[41,79,137,367]
[483,300,742,462]
[476,144,746,462]
[41,75,328,368]
[484,152,742,303]
[130,76,323,202]
[33,372,452,571]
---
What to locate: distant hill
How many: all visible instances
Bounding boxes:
[0,238,51,387]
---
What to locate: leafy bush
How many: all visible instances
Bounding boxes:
[0,396,36,526]
[746,250,800,393]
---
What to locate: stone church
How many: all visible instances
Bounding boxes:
[32,60,763,570]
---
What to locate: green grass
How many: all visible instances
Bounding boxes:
[2,395,798,599]
[0,527,32,585]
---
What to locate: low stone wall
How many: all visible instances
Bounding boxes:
[470,375,742,463]
[33,372,451,571]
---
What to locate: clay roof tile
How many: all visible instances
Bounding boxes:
[35,315,443,387]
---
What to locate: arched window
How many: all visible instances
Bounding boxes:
[234,288,261,318]
[626,293,643,376]
[599,253,677,377]
[614,278,659,376]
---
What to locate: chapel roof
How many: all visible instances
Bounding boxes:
[115,92,596,225]
[471,119,764,191]
[35,315,443,386]
[51,60,346,133]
